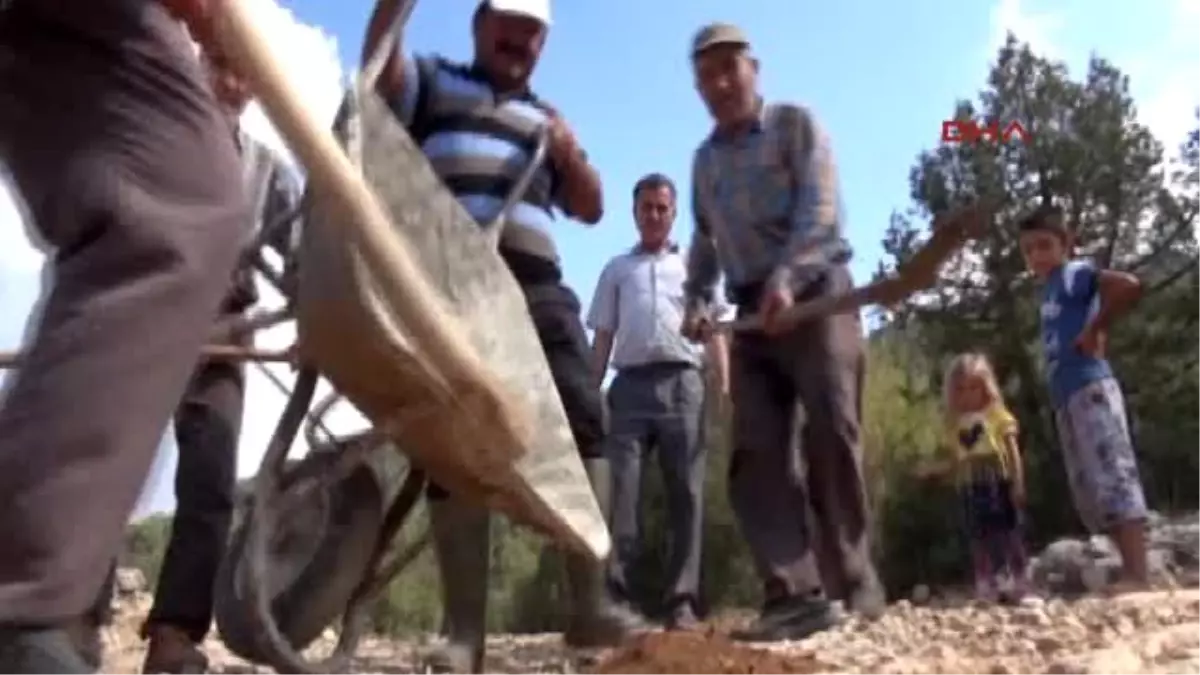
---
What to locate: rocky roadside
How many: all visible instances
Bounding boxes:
[99,514,1200,674]
[97,580,1200,674]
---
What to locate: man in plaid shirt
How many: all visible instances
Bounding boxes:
[681,22,884,643]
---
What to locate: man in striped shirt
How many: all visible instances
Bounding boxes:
[361,0,644,670]
[681,23,884,643]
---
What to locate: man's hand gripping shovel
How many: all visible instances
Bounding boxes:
[712,203,991,335]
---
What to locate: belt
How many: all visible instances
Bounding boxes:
[729,266,839,312]
[617,361,697,375]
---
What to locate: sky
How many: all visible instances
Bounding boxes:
[0,0,1196,518]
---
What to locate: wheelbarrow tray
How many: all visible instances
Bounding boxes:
[295,89,609,559]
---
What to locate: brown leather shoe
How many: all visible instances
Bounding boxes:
[141,624,209,674]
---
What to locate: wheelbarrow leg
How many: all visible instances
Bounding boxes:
[425,498,490,673]
[330,467,429,665]
[215,367,435,673]
[234,367,350,672]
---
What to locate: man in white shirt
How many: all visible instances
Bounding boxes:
[588,173,729,630]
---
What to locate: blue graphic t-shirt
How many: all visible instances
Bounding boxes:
[1040,259,1113,408]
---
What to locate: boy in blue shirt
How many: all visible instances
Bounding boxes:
[1018,205,1149,590]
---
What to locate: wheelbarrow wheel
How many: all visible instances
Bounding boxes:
[214,450,386,663]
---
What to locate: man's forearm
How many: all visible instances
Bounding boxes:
[772,229,850,291]
[706,332,730,393]
[362,0,407,98]
[1004,436,1024,481]
[159,0,220,48]
[684,226,720,314]
[159,0,212,23]
[590,329,614,389]
[558,152,603,224]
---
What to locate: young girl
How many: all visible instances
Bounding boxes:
[922,353,1031,603]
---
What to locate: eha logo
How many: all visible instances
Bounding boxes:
[941,119,1031,145]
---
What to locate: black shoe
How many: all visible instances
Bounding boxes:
[730,595,838,643]
[0,626,93,673]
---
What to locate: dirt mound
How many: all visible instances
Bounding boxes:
[590,630,827,674]
[100,566,1199,674]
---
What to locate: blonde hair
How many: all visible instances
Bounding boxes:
[942,352,1003,420]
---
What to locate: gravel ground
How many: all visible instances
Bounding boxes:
[100,582,1199,674]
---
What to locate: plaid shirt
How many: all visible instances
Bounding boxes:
[225,128,302,312]
[684,102,851,310]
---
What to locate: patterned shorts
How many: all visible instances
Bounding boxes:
[1054,378,1147,533]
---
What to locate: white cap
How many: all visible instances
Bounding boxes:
[482,0,552,26]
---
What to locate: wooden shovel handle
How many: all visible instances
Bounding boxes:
[719,202,990,333]
[208,2,529,440]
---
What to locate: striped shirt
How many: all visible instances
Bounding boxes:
[587,244,704,370]
[685,102,851,310]
[388,55,566,274]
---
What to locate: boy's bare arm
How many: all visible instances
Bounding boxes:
[1089,269,1143,331]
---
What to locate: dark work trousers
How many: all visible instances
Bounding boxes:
[427,278,606,500]
[605,363,707,612]
[143,324,246,642]
[0,0,248,625]
[727,266,873,602]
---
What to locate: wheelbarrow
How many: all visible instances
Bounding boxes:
[197,2,617,672]
[0,1,606,672]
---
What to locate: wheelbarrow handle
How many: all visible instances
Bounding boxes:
[358,0,418,94]
[485,126,551,231]
[0,344,293,369]
[345,0,548,235]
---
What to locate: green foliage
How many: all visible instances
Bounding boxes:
[860,326,966,593]
[123,515,172,589]
[878,34,1198,544]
